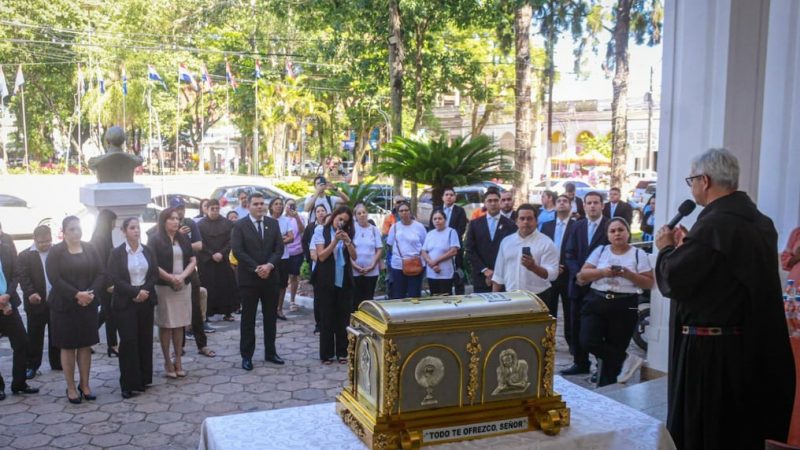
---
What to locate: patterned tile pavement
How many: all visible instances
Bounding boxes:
[0,295,646,449]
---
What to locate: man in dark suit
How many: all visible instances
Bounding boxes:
[465,187,517,293]
[0,237,38,399]
[561,191,609,375]
[0,221,17,254]
[17,225,61,379]
[231,192,285,370]
[430,187,469,294]
[602,187,634,224]
[499,190,517,222]
[540,195,575,334]
[564,182,585,219]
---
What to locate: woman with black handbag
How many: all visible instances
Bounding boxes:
[421,210,460,295]
[386,203,427,299]
[311,206,356,365]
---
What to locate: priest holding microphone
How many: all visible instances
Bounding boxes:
[655,148,794,449]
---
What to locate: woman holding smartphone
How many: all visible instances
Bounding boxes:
[311,206,356,364]
[283,199,306,313]
[47,216,105,403]
[576,217,654,387]
[421,210,460,295]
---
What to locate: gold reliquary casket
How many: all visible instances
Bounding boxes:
[336,290,569,449]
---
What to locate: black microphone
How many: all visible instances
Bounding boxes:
[666,200,696,229]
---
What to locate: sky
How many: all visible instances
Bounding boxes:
[535,25,663,104]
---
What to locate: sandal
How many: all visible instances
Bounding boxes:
[223,315,235,322]
[289,302,299,312]
[338,358,348,365]
[199,347,216,358]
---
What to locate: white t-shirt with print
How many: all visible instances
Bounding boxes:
[422,227,461,280]
[586,245,652,294]
[352,223,382,277]
[386,221,427,271]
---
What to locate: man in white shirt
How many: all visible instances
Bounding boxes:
[492,204,559,305]
[304,175,350,216]
[233,190,250,219]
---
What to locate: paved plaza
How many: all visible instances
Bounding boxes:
[0,294,648,449]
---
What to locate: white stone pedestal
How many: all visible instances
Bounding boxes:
[80,183,151,247]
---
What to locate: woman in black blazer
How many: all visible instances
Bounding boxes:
[107,218,159,398]
[311,206,356,365]
[46,216,105,404]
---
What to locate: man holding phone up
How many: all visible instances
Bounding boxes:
[304,175,350,218]
[492,204,559,305]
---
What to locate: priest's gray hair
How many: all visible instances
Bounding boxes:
[691,148,739,190]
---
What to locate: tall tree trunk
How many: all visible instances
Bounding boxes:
[352,128,370,185]
[514,5,533,206]
[411,20,429,133]
[388,0,405,193]
[610,0,631,189]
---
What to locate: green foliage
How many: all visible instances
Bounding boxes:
[578,133,612,158]
[376,135,515,209]
[335,179,380,209]
[275,180,314,197]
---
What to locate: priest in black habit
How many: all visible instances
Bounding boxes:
[197,199,239,319]
[656,148,795,450]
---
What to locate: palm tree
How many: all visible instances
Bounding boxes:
[375,135,516,211]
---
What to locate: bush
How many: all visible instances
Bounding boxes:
[276,180,313,197]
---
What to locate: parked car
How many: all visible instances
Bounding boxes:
[210,184,296,210]
[151,193,202,217]
[0,194,52,239]
[628,179,657,210]
[417,185,485,225]
[528,179,609,205]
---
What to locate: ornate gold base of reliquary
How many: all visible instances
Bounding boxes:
[336,291,570,449]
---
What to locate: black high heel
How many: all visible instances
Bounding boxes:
[77,387,96,401]
[107,347,119,358]
[66,389,81,404]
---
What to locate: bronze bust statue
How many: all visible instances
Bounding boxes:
[88,126,143,183]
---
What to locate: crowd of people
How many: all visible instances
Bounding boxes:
[0,175,658,401]
[0,148,797,448]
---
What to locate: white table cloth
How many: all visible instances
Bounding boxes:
[198,376,675,450]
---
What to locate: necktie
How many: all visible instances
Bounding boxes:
[588,221,597,243]
[489,216,497,241]
[334,240,345,288]
[0,257,6,294]
[555,221,565,250]
[256,219,263,240]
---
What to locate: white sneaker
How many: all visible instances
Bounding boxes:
[618,353,644,383]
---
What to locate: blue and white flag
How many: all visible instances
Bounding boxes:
[0,66,8,99]
[97,67,105,94]
[148,65,167,90]
[13,65,24,95]
[178,64,198,91]
[121,65,128,96]
[201,64,213,92]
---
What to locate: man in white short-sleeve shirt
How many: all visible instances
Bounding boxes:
[304,175,350,217]
[492,205,559,302]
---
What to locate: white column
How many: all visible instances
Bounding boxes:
[758,0,800,241]
[647,0,771,371]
